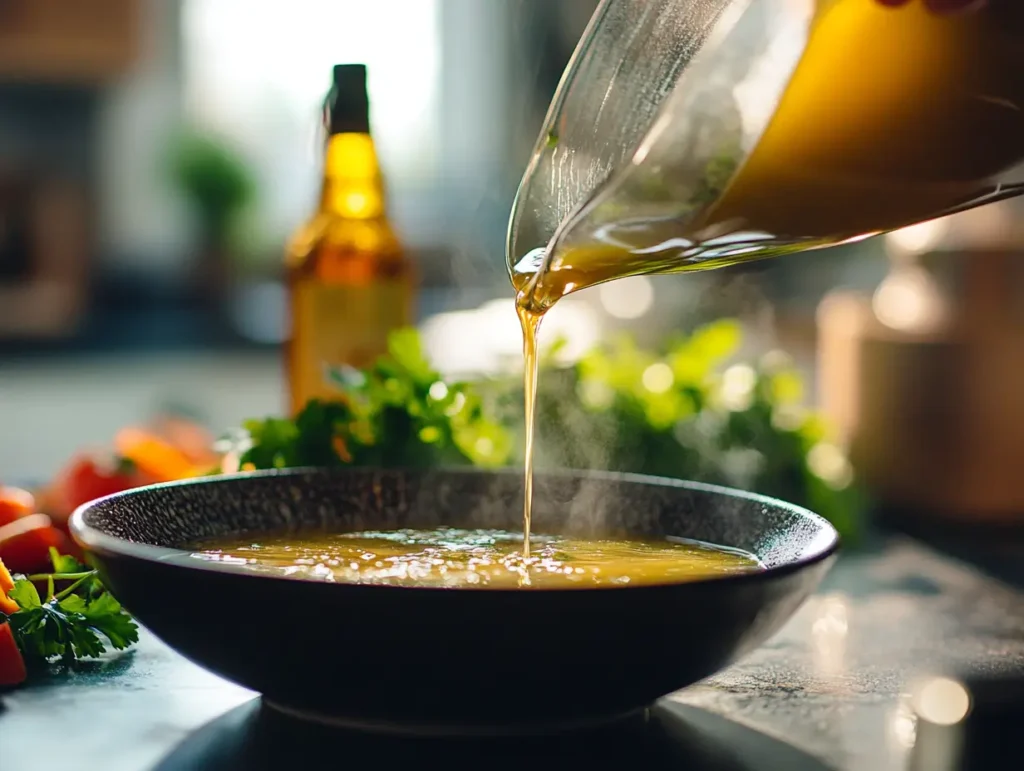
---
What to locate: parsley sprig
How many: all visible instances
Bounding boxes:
[3,549,139,663]
[228,328,511,471]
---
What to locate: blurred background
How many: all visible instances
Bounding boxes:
[2,0,1023,536]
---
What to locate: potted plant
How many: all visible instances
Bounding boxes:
[167,131,257,322]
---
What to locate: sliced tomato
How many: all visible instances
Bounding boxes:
[0,486,34,528]
[0,515,68,575]
[0,557,18,616]
[0,622,27,687]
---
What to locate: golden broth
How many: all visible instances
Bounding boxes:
[189,528,762,589]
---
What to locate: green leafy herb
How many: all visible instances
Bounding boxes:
[48,551,83,575]
[7,581,42,612]
[238,327,512,473]
[509,321,862,540]
[238,325,861,542]
[78,594,139,651]
[3,550,139,663]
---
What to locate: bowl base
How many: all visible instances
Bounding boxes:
[262,699,648,738]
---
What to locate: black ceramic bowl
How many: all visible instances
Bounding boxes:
[70,468,838,735]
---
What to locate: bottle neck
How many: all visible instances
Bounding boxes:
[320,133,386,219]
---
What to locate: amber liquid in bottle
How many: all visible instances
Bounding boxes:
[286,65,414,416]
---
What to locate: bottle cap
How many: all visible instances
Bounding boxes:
[325,64,370,134]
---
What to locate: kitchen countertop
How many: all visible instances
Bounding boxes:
[2,536,1023,771]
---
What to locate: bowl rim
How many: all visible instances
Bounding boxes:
[68,466,841,593]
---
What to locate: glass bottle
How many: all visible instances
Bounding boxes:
[286,64,414,415]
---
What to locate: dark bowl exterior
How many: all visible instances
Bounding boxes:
[71,468,838,732]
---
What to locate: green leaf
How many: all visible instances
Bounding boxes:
[82,594,140,650]
[454,420,513,468]
[798,414,830,446]
[66,620,107,659]
[689,319,742,362]
[540,335,569,366]
[239,417,300,469]
[9,580,41,610]
[244,416,298,448]
[386,327,434,382]
[294,400,351,466]
[769,370,804,405]
[50,548,87,575]
[57,594,88,614]
[9,608,56,658]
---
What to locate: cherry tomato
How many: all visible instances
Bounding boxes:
[0,516,68,575]
[49,454,141,528]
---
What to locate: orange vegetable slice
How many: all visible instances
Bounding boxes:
[0,557,18,616]
[151,416,219,467]
[114,428,198,483]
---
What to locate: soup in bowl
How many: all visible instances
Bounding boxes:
[70,467,838,735]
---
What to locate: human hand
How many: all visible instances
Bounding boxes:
[878,0,987,13]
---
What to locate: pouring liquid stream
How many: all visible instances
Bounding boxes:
[516,296,543,558]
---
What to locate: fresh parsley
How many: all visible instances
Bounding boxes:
[232,325,860,541]
[2,548,139,663]
[234,327,512,472]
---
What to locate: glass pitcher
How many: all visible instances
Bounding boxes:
[508,0,1024,313]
